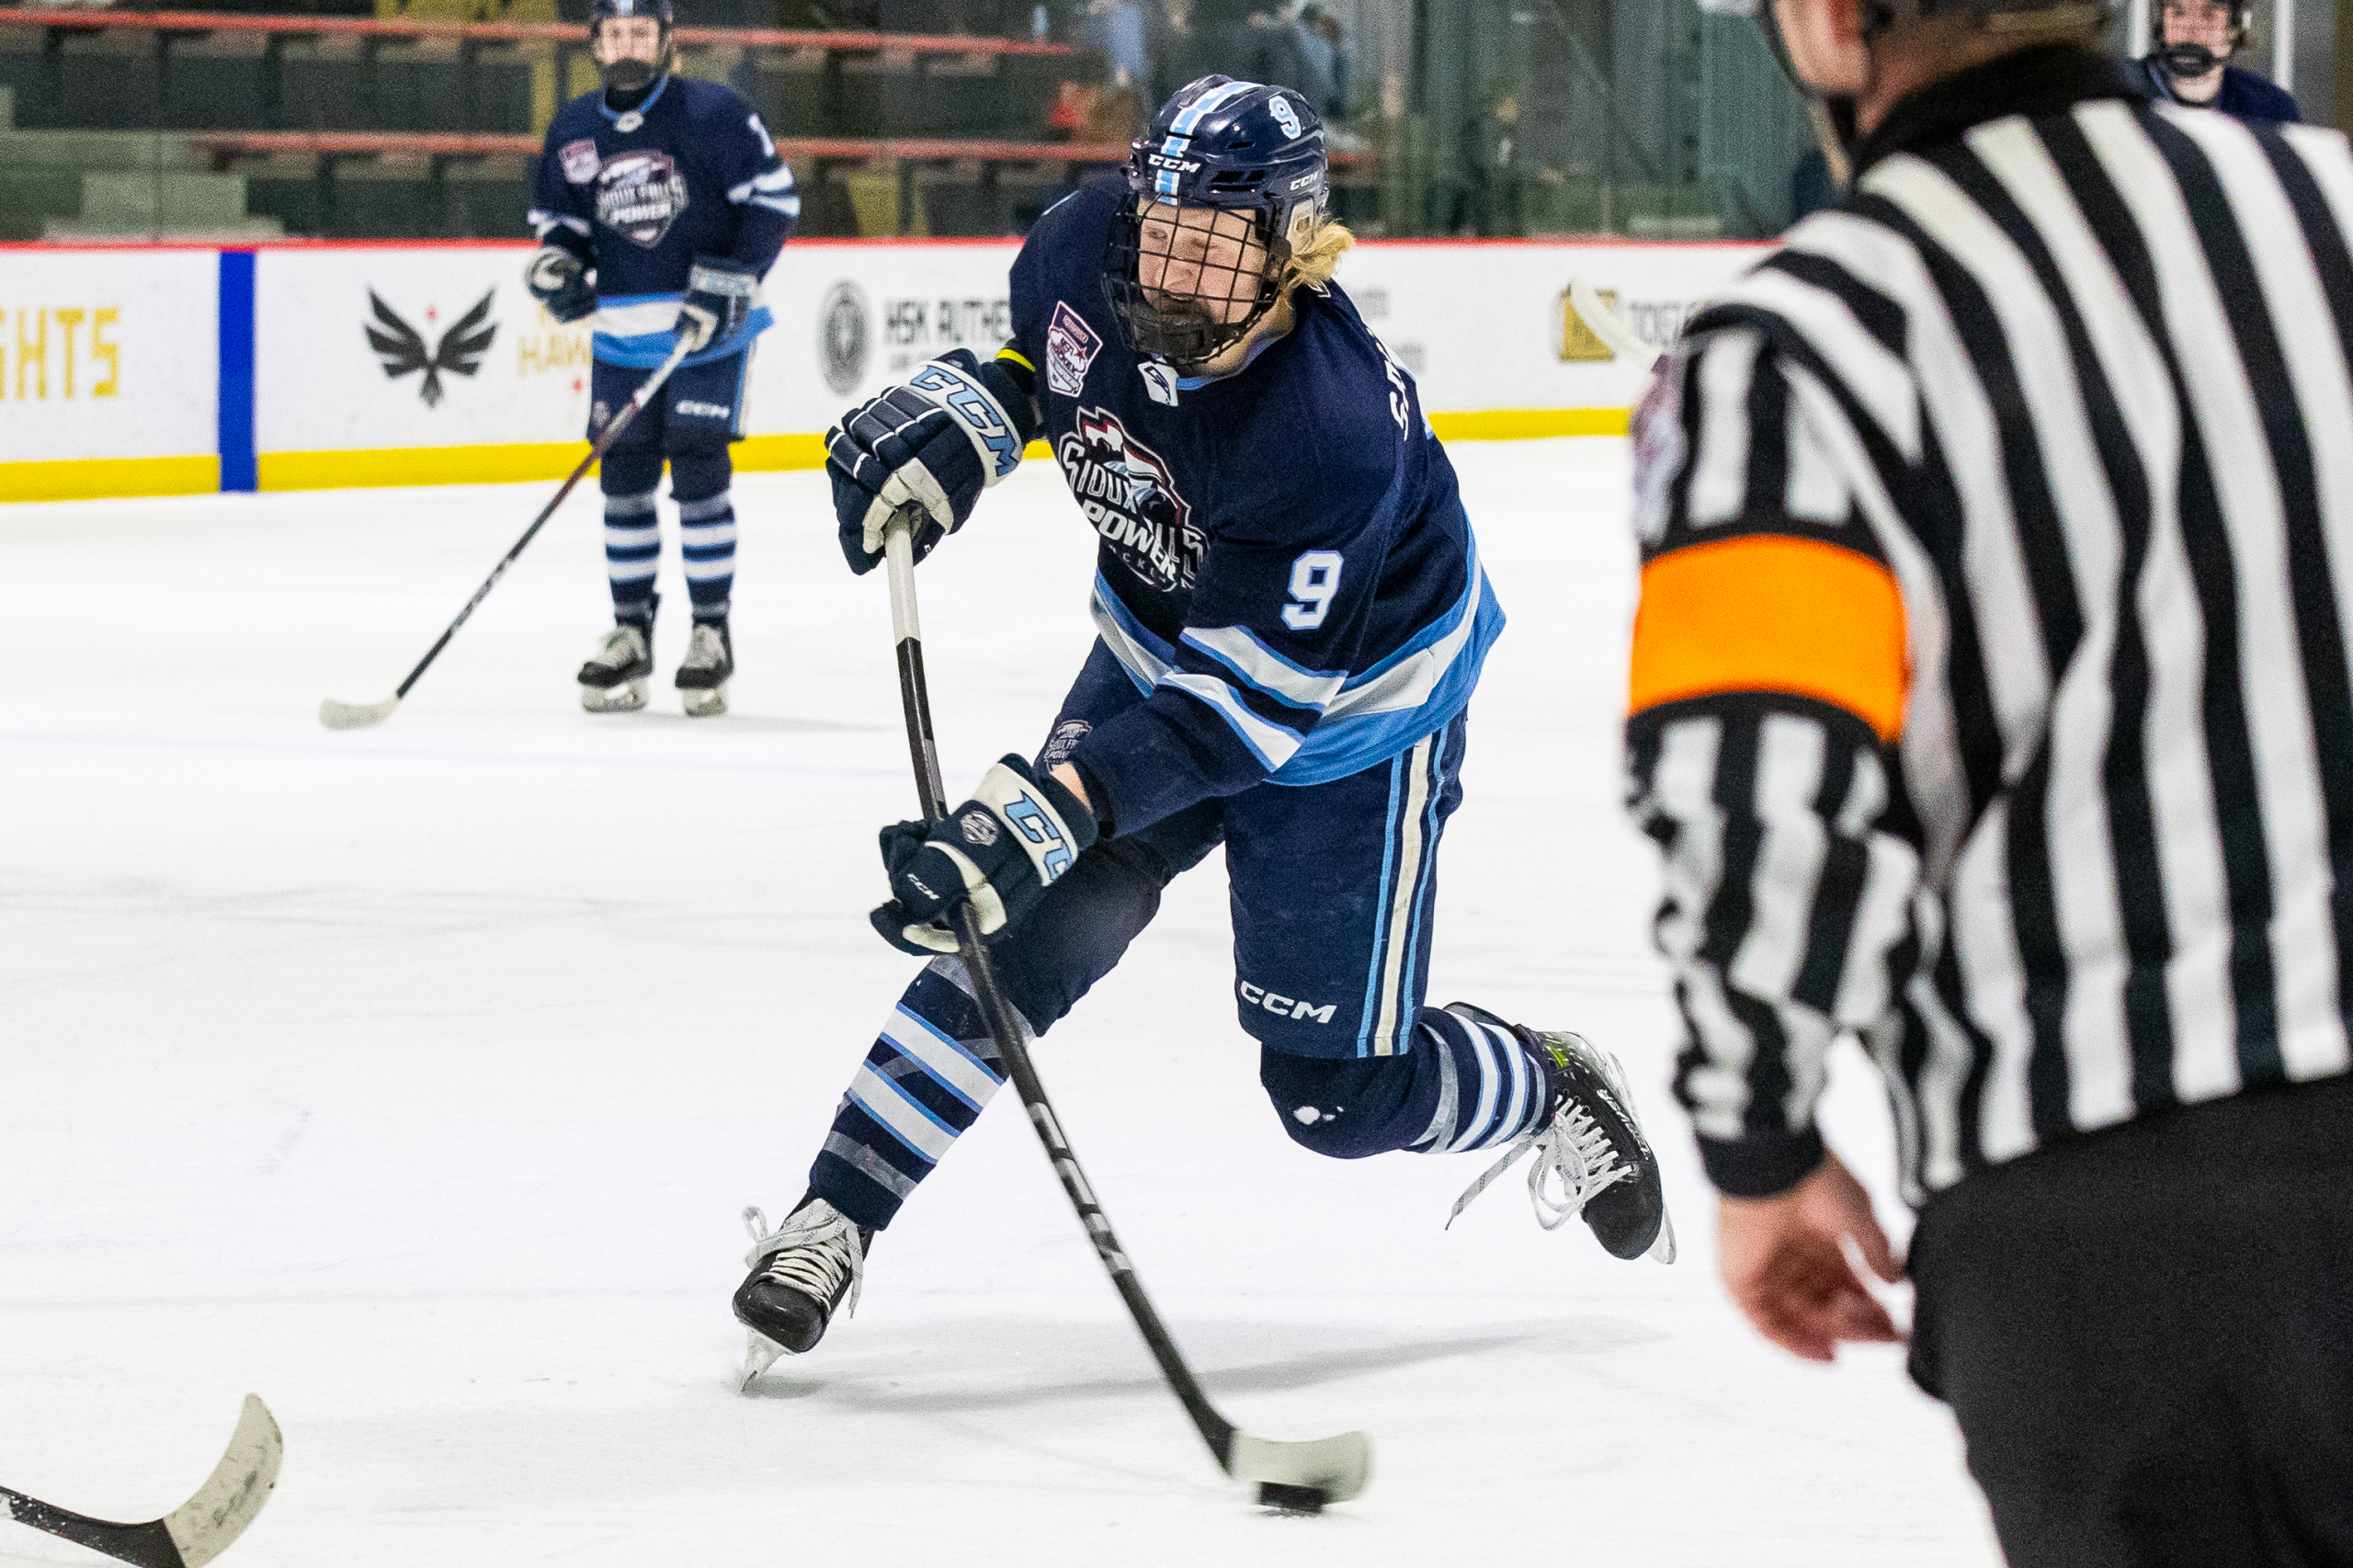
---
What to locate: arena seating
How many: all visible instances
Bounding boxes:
[0,6,1162,236]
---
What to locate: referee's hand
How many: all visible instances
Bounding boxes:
[1718,1153,1904,1363]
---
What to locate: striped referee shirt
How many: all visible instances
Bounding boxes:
[1625,45,2353,1202]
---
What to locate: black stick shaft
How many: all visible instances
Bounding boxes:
[388,334,695,701]
[881,520,1237,1470]
[3,1488,183,1568]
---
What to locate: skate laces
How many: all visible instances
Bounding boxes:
[1447,1082,1633,1231]
[593,625,642,668]
[742,1202,865,1319]
[683,625,724,669]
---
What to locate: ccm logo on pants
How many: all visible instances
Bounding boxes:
[676,399,733,419]
[1240,981,1336,1024]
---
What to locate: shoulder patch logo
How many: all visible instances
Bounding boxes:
[1044,301,1101,398]
[1138,360,1180,406]
[596,151,690,249]
[559,138,601,186]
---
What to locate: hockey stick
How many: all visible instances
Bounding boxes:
[880,516,1372,1513]
[2,1395,281,1568]
[1567,276,1665,372]
[319,332,698,731]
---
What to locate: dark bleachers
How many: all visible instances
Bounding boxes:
[0,10,1095,141]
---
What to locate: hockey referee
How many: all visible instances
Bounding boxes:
[1625,0,2353,1560]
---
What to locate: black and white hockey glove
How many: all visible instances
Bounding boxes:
[675,256,759,353]
[826,348,1036,575]
[524,233,597,324]
[872,756,1097,955]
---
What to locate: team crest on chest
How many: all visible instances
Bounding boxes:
[1057,408,1204,593]
[1044,301,1102,398]
[596,151,690,248]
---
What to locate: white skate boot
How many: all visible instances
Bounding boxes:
[577,620,652,713]
[675,619,733,718]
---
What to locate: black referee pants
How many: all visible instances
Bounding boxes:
[1908,1074,2353,1568]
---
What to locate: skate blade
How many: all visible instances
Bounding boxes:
[682,684,728,719]
[581,677,648,714]
[1647,1203,1677,1265]
[740,1329,787,1390]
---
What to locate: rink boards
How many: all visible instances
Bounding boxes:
[0,237,1764,502]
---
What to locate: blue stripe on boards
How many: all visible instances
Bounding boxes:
[1355,750,1408,1058]
[216,251,256,493]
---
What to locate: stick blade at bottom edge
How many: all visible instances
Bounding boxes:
[164,1395,282,1568]
[319,697,399,731]
[1226,1429,1371,1504]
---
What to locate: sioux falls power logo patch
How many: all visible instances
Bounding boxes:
[596,151,689,247]
[1057,408,1204,593]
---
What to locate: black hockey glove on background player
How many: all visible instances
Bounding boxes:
[827,348,1037,575]
[524,232,597,324]
[872,755,1097,955]
[675,256,759,353]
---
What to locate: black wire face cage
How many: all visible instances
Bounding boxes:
[1102,193,1290,369]
[591,17,672,92]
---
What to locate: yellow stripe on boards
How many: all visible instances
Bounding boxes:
[1429,408,1632,441]
[259,443,597,491]
[0,454,219,503]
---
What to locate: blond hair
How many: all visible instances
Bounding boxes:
[1281,218,1356,295]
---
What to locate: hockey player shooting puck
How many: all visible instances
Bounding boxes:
[1256,1482,1328,1515]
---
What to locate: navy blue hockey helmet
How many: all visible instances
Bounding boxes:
[1102,74,1332,369]
[589,0,673,93]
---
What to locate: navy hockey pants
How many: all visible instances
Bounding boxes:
[808,641,1555,1230]
[590,350,748,625]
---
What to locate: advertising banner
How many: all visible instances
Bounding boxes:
[3,236,1771,502]
[254,244,596,491]
[0,248,219,501]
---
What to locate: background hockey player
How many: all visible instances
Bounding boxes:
[730,75,1673,1373]
[526,0,799,717]
[2138,0,2300,119]
[1632,0,2353,1558]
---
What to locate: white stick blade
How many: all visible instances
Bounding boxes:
[1567,276,1664,372]
[319,697,399,731]
[1227,1429,1372,1504]
[163,1395,282,1568]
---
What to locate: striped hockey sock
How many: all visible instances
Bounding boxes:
[808,957,1020,1229]
[677,489,736,623]
[602,485,660,623]
[1407,1006,1552,1154]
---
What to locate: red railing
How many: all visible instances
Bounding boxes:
[0,7,1087,55]
[180,128,1138,162]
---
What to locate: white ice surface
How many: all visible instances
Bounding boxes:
[0,440,2000,1566]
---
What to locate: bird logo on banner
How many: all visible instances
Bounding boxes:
[365,290,498,408]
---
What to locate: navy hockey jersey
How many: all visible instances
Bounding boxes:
[1008,177,1505,836]
[529,74,799,368]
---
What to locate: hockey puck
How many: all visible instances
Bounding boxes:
[1256,1482,1328,1515]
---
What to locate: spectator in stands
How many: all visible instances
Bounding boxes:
[1265,2,1348,119]
[1083,0,1151,88]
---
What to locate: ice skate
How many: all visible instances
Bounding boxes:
[577,620,652,713]
[733,1195,871,1385]
[675,619,733,718]
[1444,1002,1674,1263]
